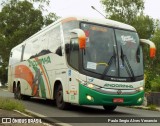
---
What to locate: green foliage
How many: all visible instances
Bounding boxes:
[101,0,144,24]
[151,82,160,92]
[0,0,44,62]
[131,14,155,39]
[0,97,25,112]
[144,27,160,91]
[44,12,60,26]
[147,104,157,111]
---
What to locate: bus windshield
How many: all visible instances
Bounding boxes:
[81,23,143,80]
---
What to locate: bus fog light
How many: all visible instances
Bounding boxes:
[137,98,142,103]
[86,95,94,101]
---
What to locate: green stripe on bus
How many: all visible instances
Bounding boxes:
[43,65,52,97]
[33,67,46,98]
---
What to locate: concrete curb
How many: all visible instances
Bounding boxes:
[130,106,160,111]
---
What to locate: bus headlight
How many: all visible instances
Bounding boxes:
[136,86,144,92]
[78,79,100,89]
[87,84,94,88]
[86,83,100,89]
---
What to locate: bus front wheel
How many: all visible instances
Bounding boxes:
[103,105,117,112]
[55,84,70,110]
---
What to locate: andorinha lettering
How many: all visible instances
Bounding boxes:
[104,83,134,88]
[28,56,51,67]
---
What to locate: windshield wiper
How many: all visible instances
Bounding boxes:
[101,46,116,79]
[121,46,135,81]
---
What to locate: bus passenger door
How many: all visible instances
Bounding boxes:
[68,69,79,104]
[67,38,80,104]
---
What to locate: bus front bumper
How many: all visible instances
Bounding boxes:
[79,84,144,106]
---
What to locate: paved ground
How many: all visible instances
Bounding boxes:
[0,86,160,126]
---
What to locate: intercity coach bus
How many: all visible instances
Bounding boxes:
[8,16,156,111]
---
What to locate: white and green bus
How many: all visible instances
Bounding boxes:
[8,16,156,111]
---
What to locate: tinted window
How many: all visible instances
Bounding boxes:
[69,38,79,70]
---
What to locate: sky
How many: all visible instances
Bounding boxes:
[47,0,160,20]
[0,0,160,19]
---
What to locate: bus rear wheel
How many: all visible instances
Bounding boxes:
[55,84,70,110]
[17,85,22,100]
[13,85,17,99]
[103,105,117,112]
[17,85,30,100]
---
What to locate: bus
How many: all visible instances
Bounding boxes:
[8,16,156,111]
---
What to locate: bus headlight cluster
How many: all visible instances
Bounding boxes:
[87,84,94,88]
[86,83,100,89]
[78,79,100,89]
[136,86,144,92]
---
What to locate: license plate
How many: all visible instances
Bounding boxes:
[113,98,124,103]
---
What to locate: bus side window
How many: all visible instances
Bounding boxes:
[69,38,79,70]
[37,49,52,57]
[55,46,62,56]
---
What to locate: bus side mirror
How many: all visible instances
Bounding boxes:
[70,29,86,49]
[140,39,156,58]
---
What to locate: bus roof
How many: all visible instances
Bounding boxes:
[11,16,136,50]
[34,16,136,40]
[74,16,136,31]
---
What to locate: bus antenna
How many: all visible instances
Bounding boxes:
[91,6,107,19]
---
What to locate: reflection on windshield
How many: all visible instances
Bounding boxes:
[115,29,143,78]
[81,23,118,76]
[81,23,143,80]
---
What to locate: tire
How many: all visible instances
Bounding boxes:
[103,105,117,112]
[55,84,70,110]
[16,84,30,100]
[21,95,31,100]
[16,85,22,100]
[13,85,18,99]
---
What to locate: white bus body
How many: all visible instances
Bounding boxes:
[8,17,156,111]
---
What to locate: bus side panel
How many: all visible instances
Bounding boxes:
[12,53,68,99]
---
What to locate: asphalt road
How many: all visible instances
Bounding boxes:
[0,88,160,126]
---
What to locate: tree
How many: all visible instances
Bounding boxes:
[0,1,43,84]
[142,27,160,91]
[131,14,155,39]
[0,0,58,84]
[101,0,144,24]
[0,0,44,63]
